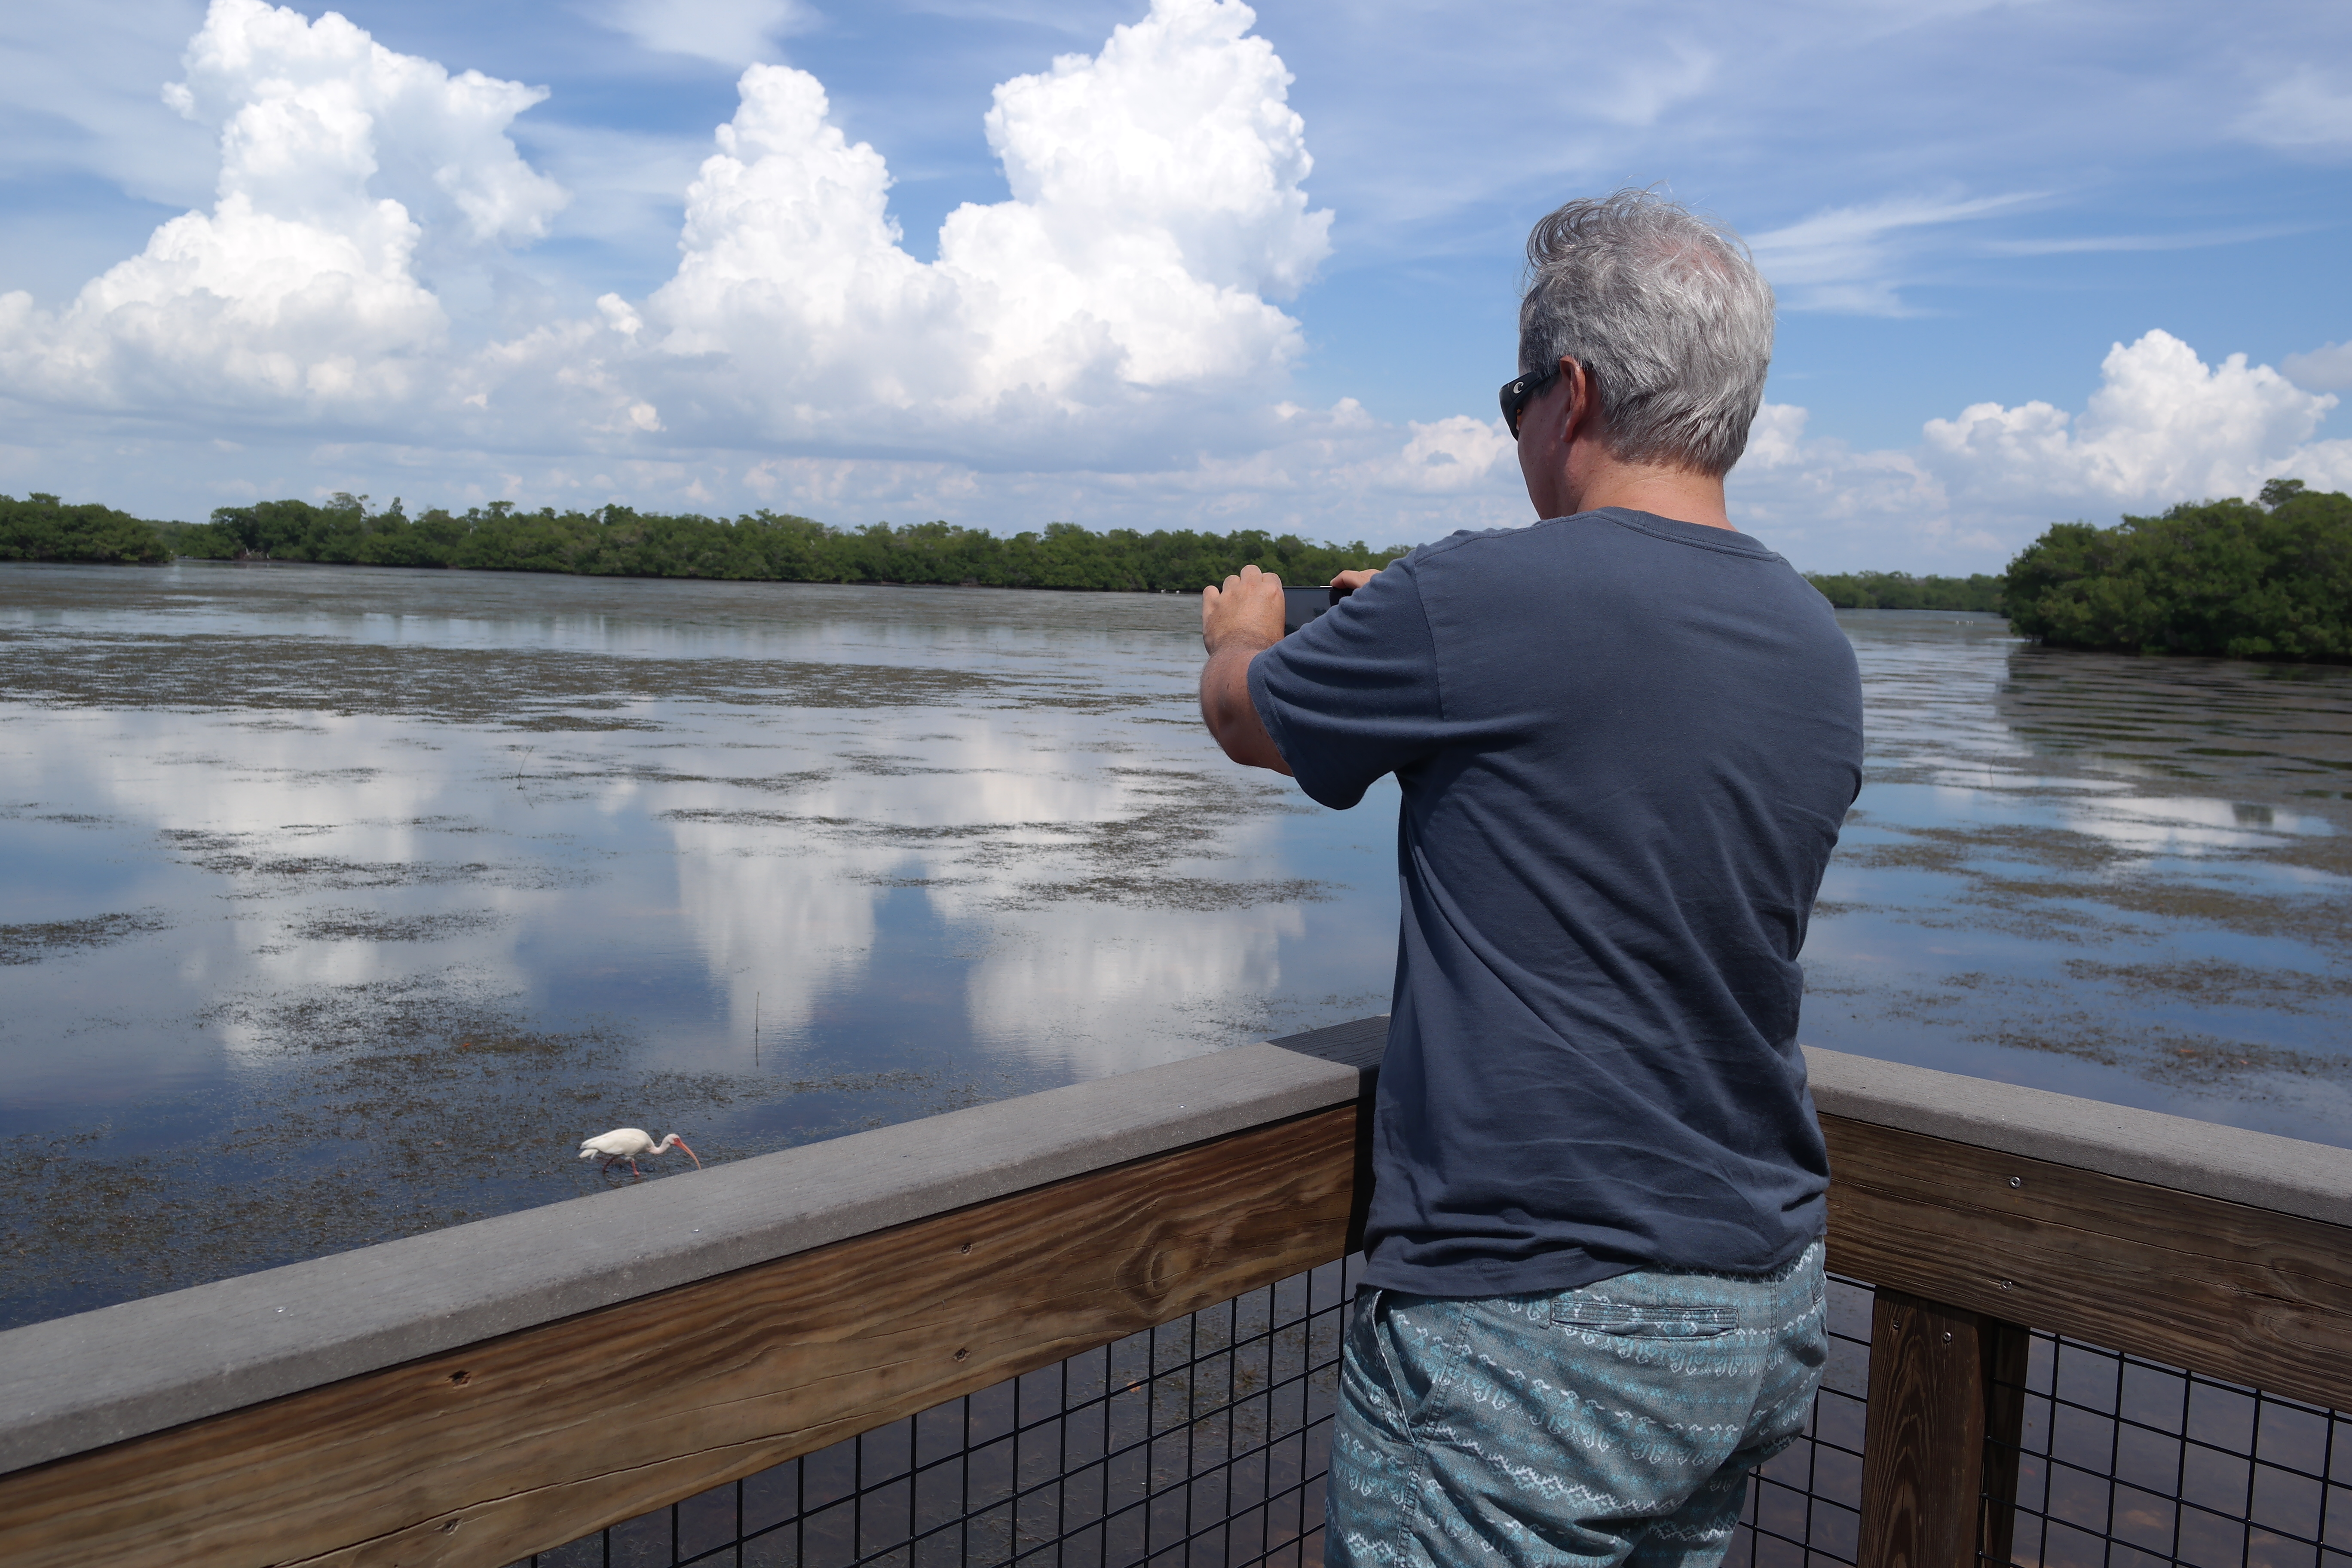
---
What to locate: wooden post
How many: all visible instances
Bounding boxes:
[1978,1316,2031,1567]
[1858,1289,2002,1568]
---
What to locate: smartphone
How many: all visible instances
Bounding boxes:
[1282,583,1356,635]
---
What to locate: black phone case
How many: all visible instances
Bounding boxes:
[1282,583,1353,635]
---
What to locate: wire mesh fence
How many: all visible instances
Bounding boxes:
[1990,1326,2352,1568]
[508,1265,2349,1568]
[511,1257,1361,1568]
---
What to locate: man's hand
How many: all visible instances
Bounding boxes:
[1329,567,1381,594]
[1198,565,1292,774]
[1201,563,1287,654]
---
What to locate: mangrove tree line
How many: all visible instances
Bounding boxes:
[162,497,1417,593]
[0,493,172,564]
[2001,479,2352,661]
[38,482,2352,667]
[9,490,2009,611]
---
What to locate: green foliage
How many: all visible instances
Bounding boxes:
[2002,482,2352,662]
[159,494,1416,592]
[1804,571,2005,612]
[0,493,172,565]
[22,486,2052,629]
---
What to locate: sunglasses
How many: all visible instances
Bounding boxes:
[1498,363,1564,439]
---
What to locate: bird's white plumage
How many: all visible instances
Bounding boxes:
[579,1127,700,1173]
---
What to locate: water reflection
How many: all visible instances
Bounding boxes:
[2,570,2348,1329]
[0,562,1395,1326]
[1803,612,2352,1145]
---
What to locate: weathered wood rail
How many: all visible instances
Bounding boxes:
[3,1017,2350,1568]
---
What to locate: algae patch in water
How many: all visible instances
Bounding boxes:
[1844,824,2136,876]
[1984,877,2351,950]
[0,909,168,965]
[2060,959,2352,1012]
[1005,874,1332,912]
[0,627,1112,728]
[158,826,593,894]
[288,908,509,943]
[0,974,1021,1328]
[1979,1015,2352,1091]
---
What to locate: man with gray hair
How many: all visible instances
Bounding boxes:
[1198,188,1865,1565]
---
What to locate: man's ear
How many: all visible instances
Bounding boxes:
[1560,359,1601,444]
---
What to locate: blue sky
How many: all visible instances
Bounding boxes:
[2,0,2348,570]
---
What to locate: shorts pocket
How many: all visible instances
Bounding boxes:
[1552,1298,1738,1338]
[1359,1289,1423,1425]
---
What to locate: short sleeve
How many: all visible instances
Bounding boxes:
[1246,562,1444,810]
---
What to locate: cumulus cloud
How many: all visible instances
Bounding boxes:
[2,0,1338,463]
[1732,330,2352,570]
[0,0,563,416]
[0,0,1472,529]
[633,0,1333,458]
[1378,414,1514,493]
[1920,330,2349,505]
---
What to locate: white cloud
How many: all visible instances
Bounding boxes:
[1733,330,2352,571]
[1920,330,2348,505]
[1978,225,2303,258]
[1378,414,1514,493]
[164,0,565,248]
[1749,190,2044,315]
[2237,68,2352,156]
[1586,38,1717,129]
[634,0,1333,457]
[2283,340,2352,394]
[7,0,2349,579]
[0,0,564,416]
[0,0,1336,467]
[1728,403,1970,560]
[600,0,816,65]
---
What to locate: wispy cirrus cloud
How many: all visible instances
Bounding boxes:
[1978,224,2309,257]
[1748,191,2047,315]
[2281,341,2352,394]
[2236,67,2352,156]
[595,0,818,66]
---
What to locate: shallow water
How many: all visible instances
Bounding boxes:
[2,565,2347,1328]
[1802,613,2352,1136]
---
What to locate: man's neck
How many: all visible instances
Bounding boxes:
[1566,464,1735,533]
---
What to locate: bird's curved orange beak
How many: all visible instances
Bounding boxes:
[673,1138,702,1170]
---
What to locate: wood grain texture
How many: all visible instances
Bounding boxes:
[0,1105,1361,1568]
[1822,1112,2352,1412]
[1857,1291,1990,1568]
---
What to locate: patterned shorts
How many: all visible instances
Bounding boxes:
[1326,1240,1827,1568]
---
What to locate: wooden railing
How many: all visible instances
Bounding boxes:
[3,1016,2349,1568]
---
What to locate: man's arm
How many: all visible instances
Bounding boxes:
[1199,564,1293,775]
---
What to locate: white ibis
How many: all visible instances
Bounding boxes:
[579,1128,701,1176]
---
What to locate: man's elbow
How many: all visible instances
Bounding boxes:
[1201,682,1292,775]
[1216,722,1294,775]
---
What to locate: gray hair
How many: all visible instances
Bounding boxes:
[1518,189,1775,478]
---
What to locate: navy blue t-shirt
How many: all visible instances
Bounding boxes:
[1249,509,1864,1298]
